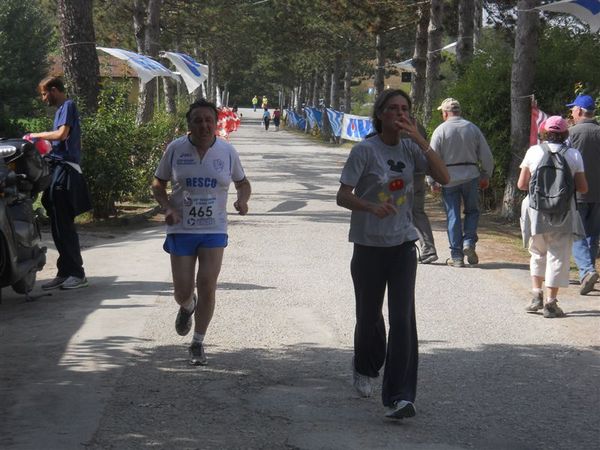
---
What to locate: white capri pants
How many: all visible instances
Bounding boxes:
[528,232,572,288]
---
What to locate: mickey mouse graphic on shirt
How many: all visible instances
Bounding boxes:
[377,159,408,206]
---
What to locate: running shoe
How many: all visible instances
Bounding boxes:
[446,257,465,268]
[61,276,88,290]
[385,400,416,419]
[463,246,479,265]
[543,300,566,318]
[189,341,207,366]
[175,295,197,336]
[41,276,67,290]
[419,254,439,264]
[352,359,374,398]
[525,291,543,313]
[579,271,599,295]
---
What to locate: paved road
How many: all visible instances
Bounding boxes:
[1,107,598,449]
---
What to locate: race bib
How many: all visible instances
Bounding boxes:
[182,192,218,229]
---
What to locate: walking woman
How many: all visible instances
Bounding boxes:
[336,89,449,419]
[518,116,587,318]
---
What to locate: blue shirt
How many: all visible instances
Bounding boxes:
[51,99,81,163]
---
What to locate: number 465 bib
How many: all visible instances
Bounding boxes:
[183,193,217,229]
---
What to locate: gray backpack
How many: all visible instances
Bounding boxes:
[528,143,574,216]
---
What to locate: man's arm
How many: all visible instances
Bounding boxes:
[30,124,70,141]
[151,177,180,225]
[233,177,251,215]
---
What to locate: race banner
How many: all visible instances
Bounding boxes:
[530,99,549,146]
[326,108,343,137]
[286,110,306,131]
[97,47,174,85]
[305,107,323,130]
[341,113,374,141]
[161,52,208,94]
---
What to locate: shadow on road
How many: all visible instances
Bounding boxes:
[85,342,599,450]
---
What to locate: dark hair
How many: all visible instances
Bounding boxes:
[543,130,569,144]
[371,89,412,133]
[186,98,218,123]
[38,76,65,93]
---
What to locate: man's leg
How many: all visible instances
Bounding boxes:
[412,174,437,261]
[194,247,225,334]
[441,184,463,260]
[48,190,85,279]
[170,254,197,308]
[461,178,480,250]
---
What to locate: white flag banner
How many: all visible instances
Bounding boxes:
[341,113,374,141]
[161,52,209,94]
[96,47,175,85]
[537,0,600,32]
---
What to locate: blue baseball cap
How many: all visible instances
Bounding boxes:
[566,94,595,110]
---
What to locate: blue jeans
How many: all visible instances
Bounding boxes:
[572,202,600,279]
[442,178,480,260]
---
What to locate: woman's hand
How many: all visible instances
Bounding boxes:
[368,200,397,219]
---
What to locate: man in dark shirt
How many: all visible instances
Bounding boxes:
[30,77,89,290]
[567,94,600,295]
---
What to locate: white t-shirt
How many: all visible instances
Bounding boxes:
[520,143,584,175]
[155,136,246,234]
[340,134,428,247]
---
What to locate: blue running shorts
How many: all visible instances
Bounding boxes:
[163,233,228,256]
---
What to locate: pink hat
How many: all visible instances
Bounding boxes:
[544,115,568,133]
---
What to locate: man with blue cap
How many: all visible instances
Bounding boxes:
[567,94,600,295]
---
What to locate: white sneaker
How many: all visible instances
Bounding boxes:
[61,276,89,290]
[352,361,375,398]
[385,400,416,419]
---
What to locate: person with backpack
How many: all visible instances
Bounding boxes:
[262,107,271,131]
[518,116,588,318]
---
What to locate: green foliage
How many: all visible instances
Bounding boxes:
[81,81,182,218]
[0,0,52,125]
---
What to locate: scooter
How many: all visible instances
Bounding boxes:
[0,138,50,302]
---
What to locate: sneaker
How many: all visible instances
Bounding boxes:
[463,246,479,265]
[543,300,566,318]
[60,276,88,290]
[188,341,207,366]
[175,295,197,336]
[385,400,416,419]
[41,276,67,290]
[525,291,544,313]
[446,257,465,268]
[419,254,439,264]
[352,360,374,398]
[579,271,599,295]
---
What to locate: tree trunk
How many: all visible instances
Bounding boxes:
[133,0,162,125]
[502,0,540,220]
[163,77,177,114]
[473,0,483,47]
[410,3,429,118]
[343,49,352,113]
[57,0,100,113]
[424,0,444,125]
[321,70,331,107]
[457,0,475,69]
[374,32,385,96]
[311,70,321,107]
[331,53,341,110]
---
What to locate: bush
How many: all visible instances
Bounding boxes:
[82,81,183,218]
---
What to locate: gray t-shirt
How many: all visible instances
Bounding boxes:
[340,134,428,247]
[154,135,245,235]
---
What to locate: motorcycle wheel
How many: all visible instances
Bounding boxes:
[12,271,36,294]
